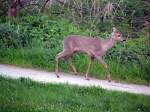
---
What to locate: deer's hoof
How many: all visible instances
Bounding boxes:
[108,79,111,82]
[106,75,111,82]
[56,75,60,78]
[85,76,90,80]
[55,72,60,78]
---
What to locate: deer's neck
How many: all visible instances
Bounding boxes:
[102,37,116,52]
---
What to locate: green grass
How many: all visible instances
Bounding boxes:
[0,48,149,85]
[0,15,149,85]
[0,76,150,112]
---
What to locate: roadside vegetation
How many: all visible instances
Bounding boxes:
[0,0,149,84]
[0,76,150,112]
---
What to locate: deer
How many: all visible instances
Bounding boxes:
[55,27,125,82]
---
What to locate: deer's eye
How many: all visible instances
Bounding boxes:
[117,34,120,37]
[115,33,120,37]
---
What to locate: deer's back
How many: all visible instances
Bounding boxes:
[63,35,102,54]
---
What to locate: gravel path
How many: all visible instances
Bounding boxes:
[0,64,150,95]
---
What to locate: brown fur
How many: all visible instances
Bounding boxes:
[55,27,124,81]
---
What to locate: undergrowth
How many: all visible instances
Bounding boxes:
[0,14,149,84]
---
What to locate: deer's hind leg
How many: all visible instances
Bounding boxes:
[66,58,78,75]
[85,56,94,80]
[55,50,73,78]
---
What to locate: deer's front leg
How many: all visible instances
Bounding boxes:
[85,56,94,80]
[55,51,65,78]
[98,57,111,82]
[55,56,60,78]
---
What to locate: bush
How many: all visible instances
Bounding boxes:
[0,23,31,48]
[0,12,150,84]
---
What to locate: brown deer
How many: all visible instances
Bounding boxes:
[55,27,125,81]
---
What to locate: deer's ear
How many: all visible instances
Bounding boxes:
[112,27,117,32]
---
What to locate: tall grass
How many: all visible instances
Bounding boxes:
[0,14,149,84]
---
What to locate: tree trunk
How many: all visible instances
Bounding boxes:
[8,0,24,17]
[8,0,18,17]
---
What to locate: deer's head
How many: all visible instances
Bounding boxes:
[111,27,125,42]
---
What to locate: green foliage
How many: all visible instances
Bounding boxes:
[114,0,149,30]
[0,0,150,84]
[0,76,150,112]
[0,13,150,84]
[0,0,10,16]
[0,22,30,48]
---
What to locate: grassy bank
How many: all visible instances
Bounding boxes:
[0,76,150,112]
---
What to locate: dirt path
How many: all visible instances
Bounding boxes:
[0,64,150,95]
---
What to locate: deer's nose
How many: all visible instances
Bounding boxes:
[121,38,126,43]
[122,38,126,41]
